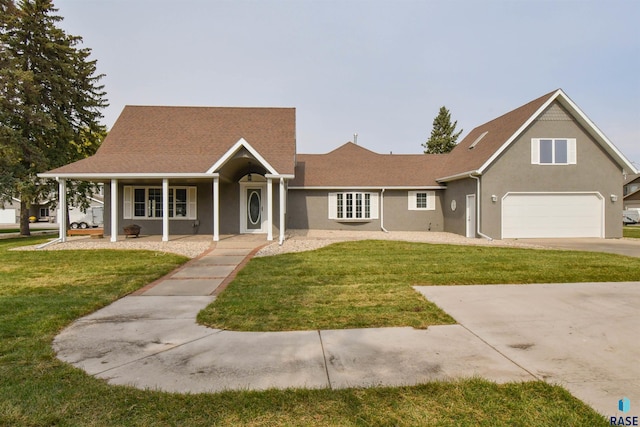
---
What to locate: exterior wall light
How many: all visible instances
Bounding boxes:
[491,195,498,202]
[611,194,618,202]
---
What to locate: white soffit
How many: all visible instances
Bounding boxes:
[206,138,278,175]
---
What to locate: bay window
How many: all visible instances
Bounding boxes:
[329,192,378,220]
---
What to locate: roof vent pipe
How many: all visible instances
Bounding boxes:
[354,133,358,145]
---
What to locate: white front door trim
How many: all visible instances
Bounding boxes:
[240,182,267,234]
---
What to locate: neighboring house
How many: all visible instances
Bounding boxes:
[1,189,104,226]
[1,197,55,224]
[40,89,637,241]
[623,174,640,210]
[623,174,640,196]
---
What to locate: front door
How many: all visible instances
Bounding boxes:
[240,183,267,233]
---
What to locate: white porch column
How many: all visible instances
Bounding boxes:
[266,177,273,241]
[279,177,285,244]
[162,178,169,242]
[110,179,118,242]
[58,178,67,243]
[213,175,219,242]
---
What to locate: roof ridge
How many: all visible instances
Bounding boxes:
[122,105,296,111]
[472,89,559,131]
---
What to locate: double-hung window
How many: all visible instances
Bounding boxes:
[408,190,436,210]
[124,186,197,219]
[531,138,576,165]
[329,192,378,220]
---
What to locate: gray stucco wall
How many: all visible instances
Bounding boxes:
[104,179,282,237]
[480,103,623,239]
[287,189,381,231]
[442,178,477,237]
[381,190,444,231]
[287,189,444,232]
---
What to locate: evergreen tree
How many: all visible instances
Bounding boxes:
[0,0,107,235]
[422,106,463,154]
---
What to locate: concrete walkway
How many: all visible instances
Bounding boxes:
[53,235,533,393]
[53,235,639,418]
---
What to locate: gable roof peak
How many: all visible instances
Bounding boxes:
[323,141,381,156]
[439,88,637,180]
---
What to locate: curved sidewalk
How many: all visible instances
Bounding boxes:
[53,235,533,393]
[53,235,640,417]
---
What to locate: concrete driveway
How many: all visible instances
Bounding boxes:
[517,237,640,258]
[415,282,640,418]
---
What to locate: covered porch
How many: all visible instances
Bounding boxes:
[51,139,292,244]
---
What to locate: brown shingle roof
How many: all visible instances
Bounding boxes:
[290,91,559,188]
[439,89,558,179]
[46,106,296,175]
[290,142,448,187]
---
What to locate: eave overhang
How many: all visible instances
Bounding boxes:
[38,172,219,180]
[288,185,447,190]
[436,171,481,183]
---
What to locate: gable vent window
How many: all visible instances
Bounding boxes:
[408,191,436,211]
[531,138,576,165]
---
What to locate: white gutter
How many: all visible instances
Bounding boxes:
[288,185,446,190]
[437,170,479,183]
[469,174,493,241]
[38,172,220,180]
[380,189,389,233]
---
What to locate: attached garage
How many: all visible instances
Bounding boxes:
[502,193,604,238]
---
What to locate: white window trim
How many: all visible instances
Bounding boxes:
[328,192,379,220]
[123,186,197,220]
[408,190,436,211]
[531,138,576,165]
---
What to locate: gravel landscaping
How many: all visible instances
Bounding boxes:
[12,230,543,259]
[12,236,213,259]
[255,230,542,257]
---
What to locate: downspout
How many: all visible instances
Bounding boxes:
[278,177,286,245]
[36,238,62,249]
[380,189,389,232]
[469,174,493,241]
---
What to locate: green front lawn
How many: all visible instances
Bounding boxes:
[0,237,610,426]
[624,226,640,238]
[0,227,57,233]
[199,240,640,331]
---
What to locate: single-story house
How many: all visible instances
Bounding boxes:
[1,197,56,224]
[40,89,637,242]
[623,174,640,210]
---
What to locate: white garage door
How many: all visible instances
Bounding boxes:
[0,209,17,224]
[502,193,603,238]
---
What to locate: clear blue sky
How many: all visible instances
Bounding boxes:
[56,0,640,167]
